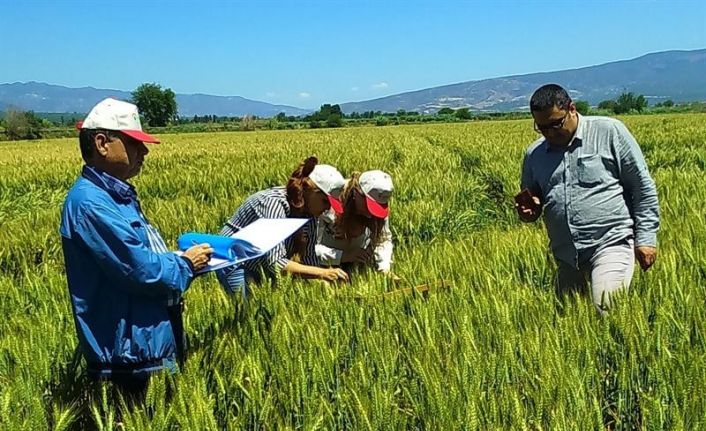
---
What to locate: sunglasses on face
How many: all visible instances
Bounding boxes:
[534,111,570,133]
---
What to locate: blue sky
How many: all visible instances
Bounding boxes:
[1,0,705,109]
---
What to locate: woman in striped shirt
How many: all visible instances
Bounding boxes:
[216,157,349,295]
[316,170,394,275]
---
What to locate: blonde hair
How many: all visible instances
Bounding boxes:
[334,172,386,248]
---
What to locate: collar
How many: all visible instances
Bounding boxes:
[82,165,137,203]
[573,113,586,142]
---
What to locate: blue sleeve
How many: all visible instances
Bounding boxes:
[75,201,194,298]
[613,121,660,247]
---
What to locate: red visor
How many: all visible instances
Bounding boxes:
[327,195,344,214]
[365,195,389,218]
[122,129,161,144]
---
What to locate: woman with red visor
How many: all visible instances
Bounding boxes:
[315,170,394,275]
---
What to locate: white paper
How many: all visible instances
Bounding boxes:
[231,218,308,253]
[173,252,240,273]
[175,218,308,274]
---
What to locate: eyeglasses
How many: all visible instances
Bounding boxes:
[534,111,570,133]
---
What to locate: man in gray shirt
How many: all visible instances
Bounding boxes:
[516,84,659,313]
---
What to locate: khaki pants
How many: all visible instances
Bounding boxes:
[556,239,635,314]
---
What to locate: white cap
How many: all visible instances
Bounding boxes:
[79,98,159,143]
[359,170,393,218]
[309,164,346,213]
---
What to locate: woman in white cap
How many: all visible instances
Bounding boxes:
[316,170,394,274]
[216,156,349,295]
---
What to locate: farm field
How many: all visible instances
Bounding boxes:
[1,114,705,430]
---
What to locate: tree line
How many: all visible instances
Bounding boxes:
[0,85,701,140]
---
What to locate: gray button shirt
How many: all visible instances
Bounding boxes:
[521,115,659,268]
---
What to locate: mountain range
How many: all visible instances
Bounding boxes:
[1,48,704,116]
[340,49,706,113]
[0,82,309,117]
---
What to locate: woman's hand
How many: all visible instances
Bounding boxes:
[318,267,349,282]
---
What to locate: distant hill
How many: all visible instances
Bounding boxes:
[4,49,705,117]
[0,82,310,117]
[340,49,706,113]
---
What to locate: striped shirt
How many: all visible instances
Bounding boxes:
[220,187,317,275]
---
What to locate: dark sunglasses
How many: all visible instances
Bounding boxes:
[534,111,570,133]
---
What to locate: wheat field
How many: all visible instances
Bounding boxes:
[1,114,705,430]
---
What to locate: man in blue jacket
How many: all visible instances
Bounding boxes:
[60,98,213,394]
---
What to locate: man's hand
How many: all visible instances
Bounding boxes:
[182,243,214,271]
[318,267,349,282]
[635,246,657,271]
[515,195,542,222]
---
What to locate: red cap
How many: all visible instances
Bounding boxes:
[365,195,389,218]
[122,129,161,144]
[328,195,344,214]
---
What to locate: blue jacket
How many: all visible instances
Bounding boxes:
[60,166,194,378]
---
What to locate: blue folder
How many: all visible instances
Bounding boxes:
[177,233,260,261]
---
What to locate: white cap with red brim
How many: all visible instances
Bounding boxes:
[309,164,346,214]
[359,170,393,218]
[78,97,160,143]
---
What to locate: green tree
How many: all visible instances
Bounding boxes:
[663,99,675,108]
[318,104,342,120]
[614,92,648,114]
[614,93,634,114]
[325,113,343,128]
[4,109,43,140]
[635,94,647,112]
[375,116,389,126]
[305,104,344,123]
[454,107,472,120]
[437,107,455,115]
[597,100,617,111]
[131,83,178,127]
[574,100,590,115]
